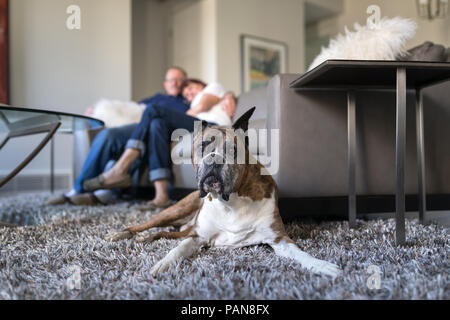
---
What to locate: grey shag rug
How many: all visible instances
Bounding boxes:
[0,192,448,300]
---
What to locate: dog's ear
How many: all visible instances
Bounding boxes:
[232,107,255,132]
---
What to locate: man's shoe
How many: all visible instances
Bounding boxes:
[70,193,102,206]
[83,174,132,192]
[45,194,69,205]
[137,199,174,212]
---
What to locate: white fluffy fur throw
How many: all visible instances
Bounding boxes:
[308,17,417,71]
[91,99,145,128]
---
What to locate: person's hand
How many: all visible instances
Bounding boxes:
[220,92,237,117]
[85,106,94,117]
[186,108,198,117]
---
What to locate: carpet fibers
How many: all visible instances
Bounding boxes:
[0,193,448,300]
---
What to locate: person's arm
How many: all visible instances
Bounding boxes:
[186,93,220,116]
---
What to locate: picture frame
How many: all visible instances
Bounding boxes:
[240,34,287,92]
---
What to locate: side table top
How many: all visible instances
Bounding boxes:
[290,60,450,90]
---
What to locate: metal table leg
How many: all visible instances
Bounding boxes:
[0,122,61,188]
[395,68,406,246]
[51,137,54,193]
[348,91,356,228]
[416,88,427,224]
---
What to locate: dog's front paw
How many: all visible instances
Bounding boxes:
[135,232,156,243]
[309,259,342,278]
[150,259,174,276]
[105,230,133,242]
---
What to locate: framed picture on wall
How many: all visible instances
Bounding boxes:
[241,34,287,92]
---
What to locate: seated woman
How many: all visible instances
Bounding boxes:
[83,79,236,208]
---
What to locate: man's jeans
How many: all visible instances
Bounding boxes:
[74,105,207,193]
[125,104,202,182]
[74,124,141,193]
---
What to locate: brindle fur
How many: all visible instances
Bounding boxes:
[125,190,202,234]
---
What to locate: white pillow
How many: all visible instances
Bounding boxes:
[91,99,145,128]
[308,17,417,71]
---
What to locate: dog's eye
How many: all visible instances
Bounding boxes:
[201,141,211,151]
[202,136,215,152]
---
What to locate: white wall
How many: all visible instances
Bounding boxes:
[170,0,305,95]
[132,0,169,101]
[304,0,343,24]
[4,0,132,180]
[216,0,305,95]
[170,0,217,83]
[10,0,132,114]
[308,0,449,54]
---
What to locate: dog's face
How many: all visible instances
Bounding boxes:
[191,107,255,201]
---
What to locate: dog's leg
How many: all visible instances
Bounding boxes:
[135,226,195,243]
[126,190,201,233]
[270,237,342,278]
[150,236,205,276]
[105,191,201,242]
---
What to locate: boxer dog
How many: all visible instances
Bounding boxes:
[106,107,341,277]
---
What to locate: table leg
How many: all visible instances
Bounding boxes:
[348,91,356,228]
[50,137,54,193]
[416,88,426,224]
[0,122,61,188]
[396,68,406,246]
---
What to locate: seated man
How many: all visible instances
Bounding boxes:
[82,78,236,209]
[46,66,189,205]
[47,68,236,206]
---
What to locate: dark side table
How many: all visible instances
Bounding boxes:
[290,60,450,246]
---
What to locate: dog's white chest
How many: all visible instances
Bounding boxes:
[194,192,277,247]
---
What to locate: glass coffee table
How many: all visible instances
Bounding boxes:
[0,105,104,189]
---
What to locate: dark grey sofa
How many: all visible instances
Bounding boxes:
[265,73,450,198]
[73,72,450,215]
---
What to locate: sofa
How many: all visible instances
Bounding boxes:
[73,71,450,218]
[72,87,269,191]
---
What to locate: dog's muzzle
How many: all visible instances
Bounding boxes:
[198,162,230,201]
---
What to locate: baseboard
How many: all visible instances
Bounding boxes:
[278,194,450,221]
[133,188,450,222]
[4,181,447,222]
[0,174,72,193]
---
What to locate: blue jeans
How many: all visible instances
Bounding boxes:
[74,124,142,193]
[125,104,203,182]
[75,105,209,192]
